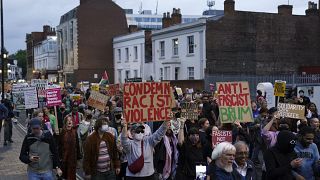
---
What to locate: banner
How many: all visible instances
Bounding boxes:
[87,91,109,111]
[123,82,173,123]
[12,85,38,110]
[277,103,305,119]
[180,102,198,120]
[46,88,62,107]
[274,80,286,97]
[217,81,253,123]
[107,84,121,96]
[212,130,232,146]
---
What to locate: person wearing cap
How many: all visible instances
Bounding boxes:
[121,119,169,179]
[19,118,62,179]
[112,107,123,134]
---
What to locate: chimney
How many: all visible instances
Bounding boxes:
[224,0,235,15]
[171,8,182,25]
[278,5,293,15]
[43,25,51,33]
[306,1,318,16]
[80,0,89,4]
[129,25,139,33]
[162,12,172,28]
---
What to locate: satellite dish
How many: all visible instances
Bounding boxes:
[207,0,215,10]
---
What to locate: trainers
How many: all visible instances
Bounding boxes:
[3,141,7,146]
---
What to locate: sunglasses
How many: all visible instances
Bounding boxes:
[135,129,145,134]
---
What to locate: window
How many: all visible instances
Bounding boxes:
[175,67,179,80]
[164,67,170,80]
[125,70,130,79]
[65,48,68,65]
[160,68,163,80]
[172,39,179,56]
[188,67,195,80]
[187,36,194,54]
[49,42,54,51]
[118,70,122,83]
[134,70,138,78]
[160,41,165,57]
[117,49,121,62]
[134,46,138,60]
[70,21,74,49]
[125,48,129,62]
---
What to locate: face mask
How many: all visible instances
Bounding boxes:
[189,135,199,145]
[134,133,144,141]
[60,108,65,111]
[100,125,109,132]
[299,93,304,96]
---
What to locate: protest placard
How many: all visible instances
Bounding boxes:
[175,88,183,96]
[12,85,38,110]
[46,88,62,107]
[107,84,121,96]
[91,83,99,91]
[274,80,286,97]
[87,91,109,111]
[212,130,232,146]
[216,81,253,123]
[277,103,305,119]
[123,82,173,123]
[70,94,81,101]
[31,79,48,108]
[180,102,198,120]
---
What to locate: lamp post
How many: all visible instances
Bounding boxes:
[57,65,60,83]
[1,0,5,100]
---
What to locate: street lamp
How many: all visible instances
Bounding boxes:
[1,0,5,100]
[57,65,60,83]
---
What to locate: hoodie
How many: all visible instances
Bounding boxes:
[264,130,297,180]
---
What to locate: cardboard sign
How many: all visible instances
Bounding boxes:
[217,81,253,123]
[46,88,62,107]
[180,102,198,120]
[87,91,109,111]
[107,84,121,96]
[70,94,81,101]
[123,82,173,123]
[277,103,305,119]
[212,130,232,146]
[12,85,38,110]
[175,88,183,96]
[274,80,286,97]
[91,83,99,91]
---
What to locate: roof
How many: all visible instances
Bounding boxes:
[59,7,78,24]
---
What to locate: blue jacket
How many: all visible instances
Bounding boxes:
[207,161,235,180]
[0,103,8,120]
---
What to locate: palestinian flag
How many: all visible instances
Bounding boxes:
[99,70,109,86]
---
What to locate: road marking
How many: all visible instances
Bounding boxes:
[15,121,84,180]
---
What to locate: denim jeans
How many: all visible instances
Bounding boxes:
[27,170,54,180]
[92,171,116,180]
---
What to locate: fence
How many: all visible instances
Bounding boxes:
[205,74,320,96]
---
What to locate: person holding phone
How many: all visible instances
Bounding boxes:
[19,118,62,180]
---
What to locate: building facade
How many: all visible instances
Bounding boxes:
[151,18,207,81]
[7,60,22,81]
[57,0,128,85]
[33,36,59,82]
[113,31,147,83]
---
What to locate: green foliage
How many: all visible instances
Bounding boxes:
[9,49,27,78]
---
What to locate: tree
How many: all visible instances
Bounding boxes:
[9,49,27,78]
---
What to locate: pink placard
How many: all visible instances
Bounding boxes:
[212,130,232,146]
[46,88,62,107]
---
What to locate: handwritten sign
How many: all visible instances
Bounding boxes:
[123,82,173,123]
[277,103,305,119]
[12,85,38,110]
[180,102,198,120]
[212,130,232,146]
[217,81,253,123]
[107,84,121,96]
[46,88,62,107]
[274,80,286,97]
[91,83,99,91]
[70,94,81,101]
[87,91,109,111]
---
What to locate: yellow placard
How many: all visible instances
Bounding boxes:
[91,84,99,91]
[274,81,286,97]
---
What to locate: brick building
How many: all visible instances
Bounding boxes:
[26,25,56,80]
[206,0,320,76]
[57,0,128,85]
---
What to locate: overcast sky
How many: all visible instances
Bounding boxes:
[3,0,311,54]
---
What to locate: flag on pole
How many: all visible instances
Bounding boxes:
[99,70,109,86]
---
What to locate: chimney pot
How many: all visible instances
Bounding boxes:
[224,0,235,15]
[278,5,293,15]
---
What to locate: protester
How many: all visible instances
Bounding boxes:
[202,96,216,125]
[43,107,57,135]
[294,126,320,179]
[121,119,168,179]
[83,117,120,180]
[206,142,236,180]
[57,103,69,133]
[176,118,206,180]
[19,118,62,179]
[310,117,320,151]
[263,130,301,180]
[59,115,82,180]
[199,118,210,146]
[69,102,84,128]
[79,109,95,146]
[0,100,8,143]
[298,90,311,106]
[2,98,13,146]
[232,141,258,180]
[203,126,218,165]
[307,102,319,119]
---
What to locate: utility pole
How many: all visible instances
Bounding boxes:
[1,0,5,100]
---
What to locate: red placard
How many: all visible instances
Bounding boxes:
[46,88,62,107]
[123,82,173,123]
[107,84,121,96]
[212,130,232,146]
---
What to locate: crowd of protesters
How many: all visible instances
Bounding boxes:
[5,84,319,180]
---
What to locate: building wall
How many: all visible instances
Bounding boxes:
[152,19,206,81]
[75,0,128,84]
[206,6,320,76]
[34,36,58,71]
[113,31,145,83]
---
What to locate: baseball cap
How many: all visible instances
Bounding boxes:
[30,118,42,129]
[131,123,145,132]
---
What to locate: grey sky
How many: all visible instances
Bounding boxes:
[3,0,311,54]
